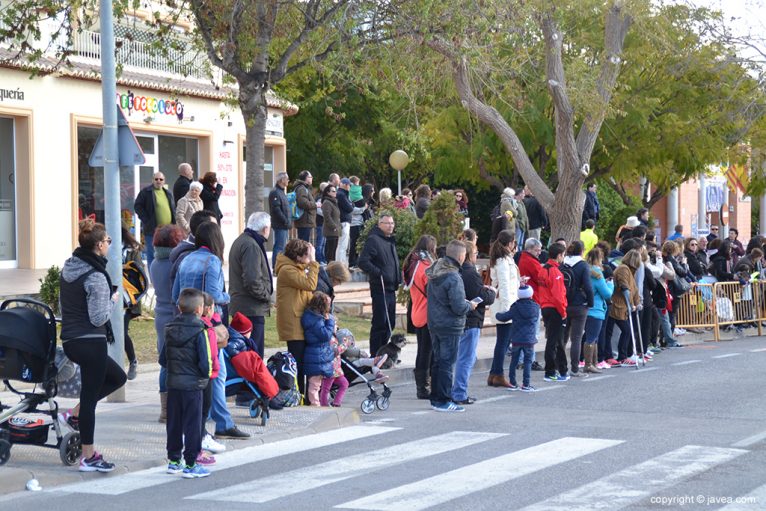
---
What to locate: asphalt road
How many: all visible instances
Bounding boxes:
[3,336,766,511]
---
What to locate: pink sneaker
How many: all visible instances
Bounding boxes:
[596,361,609,369]
[578,361,585,368]
[196,452,216,465]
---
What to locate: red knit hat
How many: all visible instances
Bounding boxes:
[230,312,253,335]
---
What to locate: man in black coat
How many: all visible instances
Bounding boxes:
[269,172,291,268]
[134,171,175,267]
[336,178,355,264]
[582,182,600,229]
[523,186,548,241]
[172,163,194,204]
[358,214,401,354]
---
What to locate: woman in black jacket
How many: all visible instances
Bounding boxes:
[452,240,496,404]
[710,241,734,282]
[199,171,223,221]
[683,237,705,280]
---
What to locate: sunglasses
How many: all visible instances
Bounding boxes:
[102,237,112,245]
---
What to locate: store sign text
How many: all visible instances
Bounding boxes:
[116,90,184,120]
[0,87,24,102]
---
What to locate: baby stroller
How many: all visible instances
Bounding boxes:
[339,356,392,415]
[222,350,271,426]
[0,298,81,466]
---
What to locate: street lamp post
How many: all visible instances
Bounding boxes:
[389,150,409,196]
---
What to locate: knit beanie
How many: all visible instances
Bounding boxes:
[230,312,253,335]
[518,285,534,300]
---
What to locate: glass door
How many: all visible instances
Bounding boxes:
[0,117,16,268]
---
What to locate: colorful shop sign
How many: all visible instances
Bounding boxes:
[116,90,184,120]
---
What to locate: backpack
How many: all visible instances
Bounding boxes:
[267,351,303,408]
[544,262,576,302]
[122,260,148,308]
[286,191,303,220]
[490,203,502,222]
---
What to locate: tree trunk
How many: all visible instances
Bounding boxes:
[240,82,268,216]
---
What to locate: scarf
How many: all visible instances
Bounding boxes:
[72,247,115,343]
[244,228,274,294]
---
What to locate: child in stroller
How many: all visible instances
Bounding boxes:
[334,329,392,414]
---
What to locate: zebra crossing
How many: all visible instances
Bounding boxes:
[55,425,753,510]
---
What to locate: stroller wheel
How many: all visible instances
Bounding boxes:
[376,396,390,411]
[249,401,262,419]
[361,399,375,415]
[59,432,81,466]
[0,439,11,466]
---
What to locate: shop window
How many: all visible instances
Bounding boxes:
[242,144,274,189]
[158,135,198,186]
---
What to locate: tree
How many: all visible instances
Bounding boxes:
[408,0,632,242]
[415,191,465,245]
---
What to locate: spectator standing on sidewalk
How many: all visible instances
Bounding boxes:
[452,240,496,405]
[426,240,476,412]
[580,219,598,255]
[199,172,224,222]
[523,187,548,241]
[294,170,317,243]
[358,214,401,355]
[228,212,273,358]
[336,178,355,264]
[563,241,594,377]
[584,248,613,373]
[402,235,437,399]
[539,243,570,381]
[269,172,291,268]
[172,162,194,204]
[610,249,642,365]
[495,285,540,391]
[486,230,520,388]
[134,171,175,267]
[322,184,341,263]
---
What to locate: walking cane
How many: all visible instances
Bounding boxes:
[623,289,641,371]
[634,306,647,368]
[380,275,393,341]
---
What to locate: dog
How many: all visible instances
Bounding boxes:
[374,333,407,369]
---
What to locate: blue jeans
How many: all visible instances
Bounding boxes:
[315,225,326,263]
[296,227,312,243]
[490,323,512,375]
[210,350,235,432]
[584,316,603,344]
[516,228,525,250]
[272,228,288,268]
[509,345,534,387]
[144,233,155,268]
[159,367,167,393]
[429,330,460,405]
[660,311,679,345]
[451,328,480,402]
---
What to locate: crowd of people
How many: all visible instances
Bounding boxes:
[57,167,764,477]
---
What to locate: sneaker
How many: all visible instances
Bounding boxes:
[531,361,544,371]
[649,345,662,354]
[543,373,559,382]
[578,361,585,368]
[555,374,571,382]
[214,426,250,439]
[59,409,79,431]
[201,434,226,454]
[127,360,138,381]
[196,452,216,465]
[596,361,610,369]
[507,383,520,391]
[666,342,684,348]
[431,401,465,413]
[620,357,637,367]
[521,385,537,392]
[182,463,211,479]
[674,328,687,336]
[606,358,621,367]
[79,452,115,473]
[455,397,477,405]
[569,371,587,378]
[167,460,184,474]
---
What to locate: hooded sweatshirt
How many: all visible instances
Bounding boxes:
[426,256,471,335]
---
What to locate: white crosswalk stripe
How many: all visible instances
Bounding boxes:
[187,430,504,503]
[54,425,398,496]
[517,445,746,511]
[334,437,623,511]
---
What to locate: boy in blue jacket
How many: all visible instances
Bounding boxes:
[496,285,540,392]
[161,288,213,478]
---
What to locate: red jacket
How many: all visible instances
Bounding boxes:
[201,315,221,379]
[518,251,543,303]
[405,254,431,328]
[537,259,568,318]
[231,351,279,399]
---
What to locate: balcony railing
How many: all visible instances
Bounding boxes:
[71,28,217,83]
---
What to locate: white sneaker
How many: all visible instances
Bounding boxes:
[673,328,686,336]
[202,433,226,454]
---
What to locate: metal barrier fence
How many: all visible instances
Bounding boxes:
[674,280,766,341]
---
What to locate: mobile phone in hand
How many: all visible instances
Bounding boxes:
[470,296,484,305]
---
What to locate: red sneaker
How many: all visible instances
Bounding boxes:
[606,358,621,367]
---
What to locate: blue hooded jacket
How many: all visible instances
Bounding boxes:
[587,265,614,320]
[495,298,540,345]
[301,310,335,378]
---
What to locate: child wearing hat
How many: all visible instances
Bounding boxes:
[230,312,259,352]
[495,285,540,392]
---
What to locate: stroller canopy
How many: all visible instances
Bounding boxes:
[0,307,53,359]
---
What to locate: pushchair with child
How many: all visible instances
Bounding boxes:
[222,346,276,427]
[0,299,81,466]
[333,329,392,414]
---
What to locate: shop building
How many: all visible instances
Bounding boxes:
[0,31,297,269]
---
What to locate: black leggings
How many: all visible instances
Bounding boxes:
[123,313,137,363]
[415,326,432,375]
[63,339,127,445]
[201,379,213,438]
[286,340,306,396]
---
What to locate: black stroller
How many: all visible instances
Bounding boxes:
[0,299,81,466]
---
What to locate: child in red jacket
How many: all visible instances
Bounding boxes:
[538,243,570,382]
